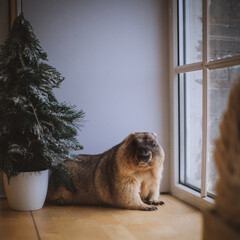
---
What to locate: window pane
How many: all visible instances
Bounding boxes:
[209,0,240,60]
[179,71,202,190]
[207,65,240,194]
[178,0,202,65]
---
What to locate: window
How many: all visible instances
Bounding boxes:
[170,0,240,208]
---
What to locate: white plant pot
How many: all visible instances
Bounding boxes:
[3,169,49,211]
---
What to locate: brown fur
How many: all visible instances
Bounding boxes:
[214,77,240,227]
[47,132,165,211]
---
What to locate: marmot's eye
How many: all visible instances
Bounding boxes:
[152,142,157,148]
[132,139,138,146]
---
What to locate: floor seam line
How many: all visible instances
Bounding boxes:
[30,211,41,240]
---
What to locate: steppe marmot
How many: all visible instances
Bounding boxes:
[47,132,165,211]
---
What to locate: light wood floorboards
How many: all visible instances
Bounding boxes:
[0,195,202,240]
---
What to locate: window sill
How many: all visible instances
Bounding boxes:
[171,183,214,210]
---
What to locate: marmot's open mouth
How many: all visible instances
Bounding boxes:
[137,160,151,167]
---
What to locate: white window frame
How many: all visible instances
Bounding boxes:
[169,0,240,209]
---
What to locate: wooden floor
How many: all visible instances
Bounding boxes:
[0,195,202,240]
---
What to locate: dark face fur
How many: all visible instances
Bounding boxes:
[128,133,161,168]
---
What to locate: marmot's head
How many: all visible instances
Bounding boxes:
[124,132,164,169]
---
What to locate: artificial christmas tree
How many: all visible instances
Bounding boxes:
[0,13,84,208]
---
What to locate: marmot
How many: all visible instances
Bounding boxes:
[47,132,165,211]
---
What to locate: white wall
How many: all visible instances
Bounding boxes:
[15,0,169,191]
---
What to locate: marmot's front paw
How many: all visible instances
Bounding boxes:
[143,205,158,211]
[147,200,165,206]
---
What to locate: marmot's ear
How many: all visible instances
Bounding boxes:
[125,132,135,143]
[152,133,158,138]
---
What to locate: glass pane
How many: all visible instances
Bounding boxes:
[209,0,240,60]
[185,71,202,189]
[179,71,202,190]
[178,0,202,65]
[207,65,240,194]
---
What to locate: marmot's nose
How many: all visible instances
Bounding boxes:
[137,147,150,158]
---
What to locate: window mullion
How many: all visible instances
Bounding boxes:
[175,62,203,73]
[201,69,208,197]
[201,0,209,198]
[206,55,240,70]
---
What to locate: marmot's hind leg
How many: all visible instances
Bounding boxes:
[52,197,70,206]
[47,184,73,206]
